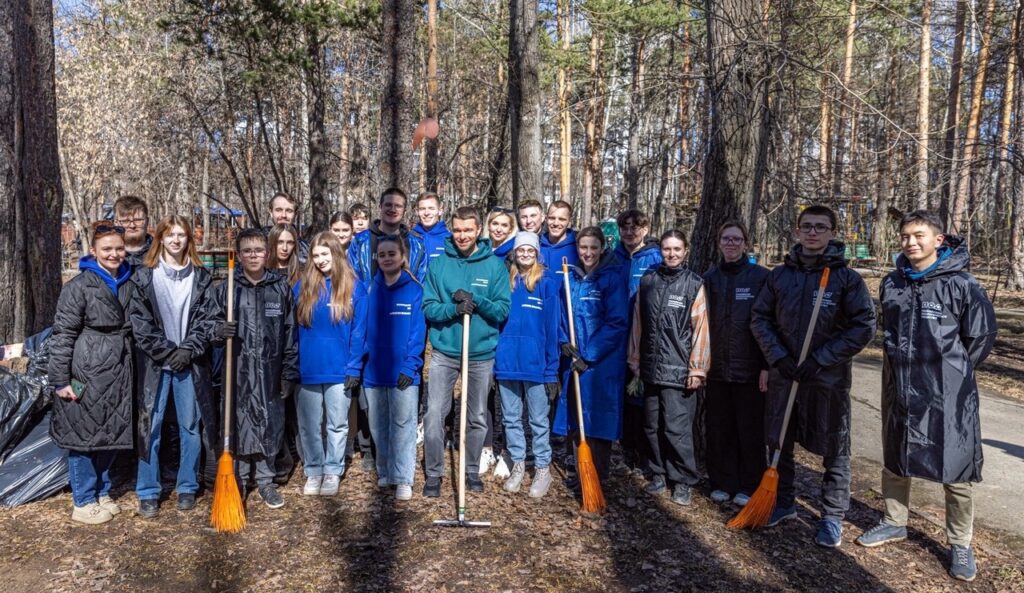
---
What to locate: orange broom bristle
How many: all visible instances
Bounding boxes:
[576,441,607,514]
[210,451,246,533]
[726,467,779,529]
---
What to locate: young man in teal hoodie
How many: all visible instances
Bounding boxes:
[421,206,511,496]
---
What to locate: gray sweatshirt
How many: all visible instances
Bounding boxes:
[152,259,195,355]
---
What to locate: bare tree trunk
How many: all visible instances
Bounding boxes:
[993,3,1019,227]
[690,0,773,273]
[425,0,439,191]
[940,0,968,225]
[379,0,419,191]
[0,0,64,342]
[873,56,898,259]
[200,153,210,249]
[557,0,572,201]
[582,30,605,226]
[624,36,646,210]
[818,71,832,196]
[916,0,932,209]
[952,0,996,237]
[305,27,330,233]
[831,0,857,198]
[508,0,542,207]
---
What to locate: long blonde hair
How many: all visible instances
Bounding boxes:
[296,232,355,326]
[508,246,545,292]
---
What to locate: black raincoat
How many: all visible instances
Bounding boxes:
[124,235,154,271]
[48,261,136,451]
[750,241,876,457]
[879,237,996,483]
[212,269,299,458]
[128,264,219,459]
[703,259,770,383]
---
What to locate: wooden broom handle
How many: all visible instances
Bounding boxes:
[222,251,235,448]
[562,258,587,444]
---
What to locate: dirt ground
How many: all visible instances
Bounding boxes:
[1,441,1022,593]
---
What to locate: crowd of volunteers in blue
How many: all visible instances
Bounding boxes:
[48,188,995,582]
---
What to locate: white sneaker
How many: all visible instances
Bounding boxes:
[303,476,323,496]
[320,474,340,496]
[479,447,495,474]
[395,484,413,500]
[416,421,424,446]
[71,502,113,525]
[492,454,511,479]
[710,490,731,503]
[98,495,122,516]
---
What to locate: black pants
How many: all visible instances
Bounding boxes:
[705,380,766,495]
[776,404,851,520]
[644,383,700,487]
[572,434,613,482]
[274,393,302,483]
[354,386,375,457]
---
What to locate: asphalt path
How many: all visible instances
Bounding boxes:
[848,357,1024,540]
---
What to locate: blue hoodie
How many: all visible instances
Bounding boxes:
[492,238,515,260]
[292,278,367,384]
[495,271,562,384]
[540,228,579,274]
[413,220,451,269]
[360,270,427,388]
[613,239,663,300]
[80,256,132,295]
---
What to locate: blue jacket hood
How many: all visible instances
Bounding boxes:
[492,238,515,259]
[80,256,132,295]
[540,228,579,270]
[362,269,426,387]
[413,220,450,239]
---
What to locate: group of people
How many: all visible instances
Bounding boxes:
[47,189,996,582]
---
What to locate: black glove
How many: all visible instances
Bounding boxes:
[166,348,192,372]
[560,343,579,359]
[571,357,589,374]
[546,382,561,402]
[795,358,822,382]
[397,373,414,390]
[775,356,799,381]
[456,299,477,315]
[219,320,237,340]
[453,289,474,303]
[344,376,360,391]
[281,380,295,398]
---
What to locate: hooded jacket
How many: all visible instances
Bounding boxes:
[292,277,367,385]
[552,253,629,441]
[880,237,996,483]
[128,263,218,459]
[413,221,451,269]
[492,238,515,261]
[540,229,579,273]
[750,241,876,457]
[124,234,154,271]
[613,238,663,300]
[495,271,562,384]
[48,257,135,451]
[423,237,511,361]
[348,221,427,283]
[359,270,427,388]
[635,264,704,388]
[703,258,770,383]
[212,269,299,458]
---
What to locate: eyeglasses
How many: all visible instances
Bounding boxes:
[115,217,146,226]
[798,223,833,234]
[240,248,267,256]
[94,225,126,235]
[719,237,744,245]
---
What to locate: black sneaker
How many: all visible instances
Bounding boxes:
[467,474,485,493]
[176,493,196,511]
[138,499,159,518]
[949,544,977,582]
[671,484,692,506]
[645,475,667,495]
[423,476,441,498]
[258,485,285,509]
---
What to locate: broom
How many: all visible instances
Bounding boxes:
[562,258,607,514]
[727,266,830,529]
[211,251,246,533]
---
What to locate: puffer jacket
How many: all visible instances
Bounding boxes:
[128,264,218,459]
[750,241,876,457]
[212,269,299,458]
[48,257,135,451]
[703,258,770,383]
[635,264,704,388]
[880,237,996,483]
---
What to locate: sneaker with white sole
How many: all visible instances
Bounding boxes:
[98,495,121,516]
[529,466,553,498]
[710,490,731,503]
[320,474,340,496]
[258,485,285,509]
[416,421,424,446]
[71,502,114,525]
[493,454,511,479]
[395,484,413,500]
[504,461,526,493]
[303,476,323,496]
[732,493,750,506]
[479,447,495,474]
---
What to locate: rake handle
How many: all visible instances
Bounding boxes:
[457,313,470,515]
[769,266,831,469]
[561,258,587,443]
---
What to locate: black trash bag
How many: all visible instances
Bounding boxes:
[0,412,69,508]
[0,366,47,462]
[23,327,53,383]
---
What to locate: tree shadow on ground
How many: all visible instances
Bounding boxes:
[982,438,1024,461]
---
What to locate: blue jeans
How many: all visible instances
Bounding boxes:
[68,450,117,507]
[497,380,552,468]
[296,383,351,477]
[364,385,419,485]
[136,370,201,500]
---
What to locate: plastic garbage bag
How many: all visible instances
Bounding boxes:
[0,366,45,462]
[0,412,68,508]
